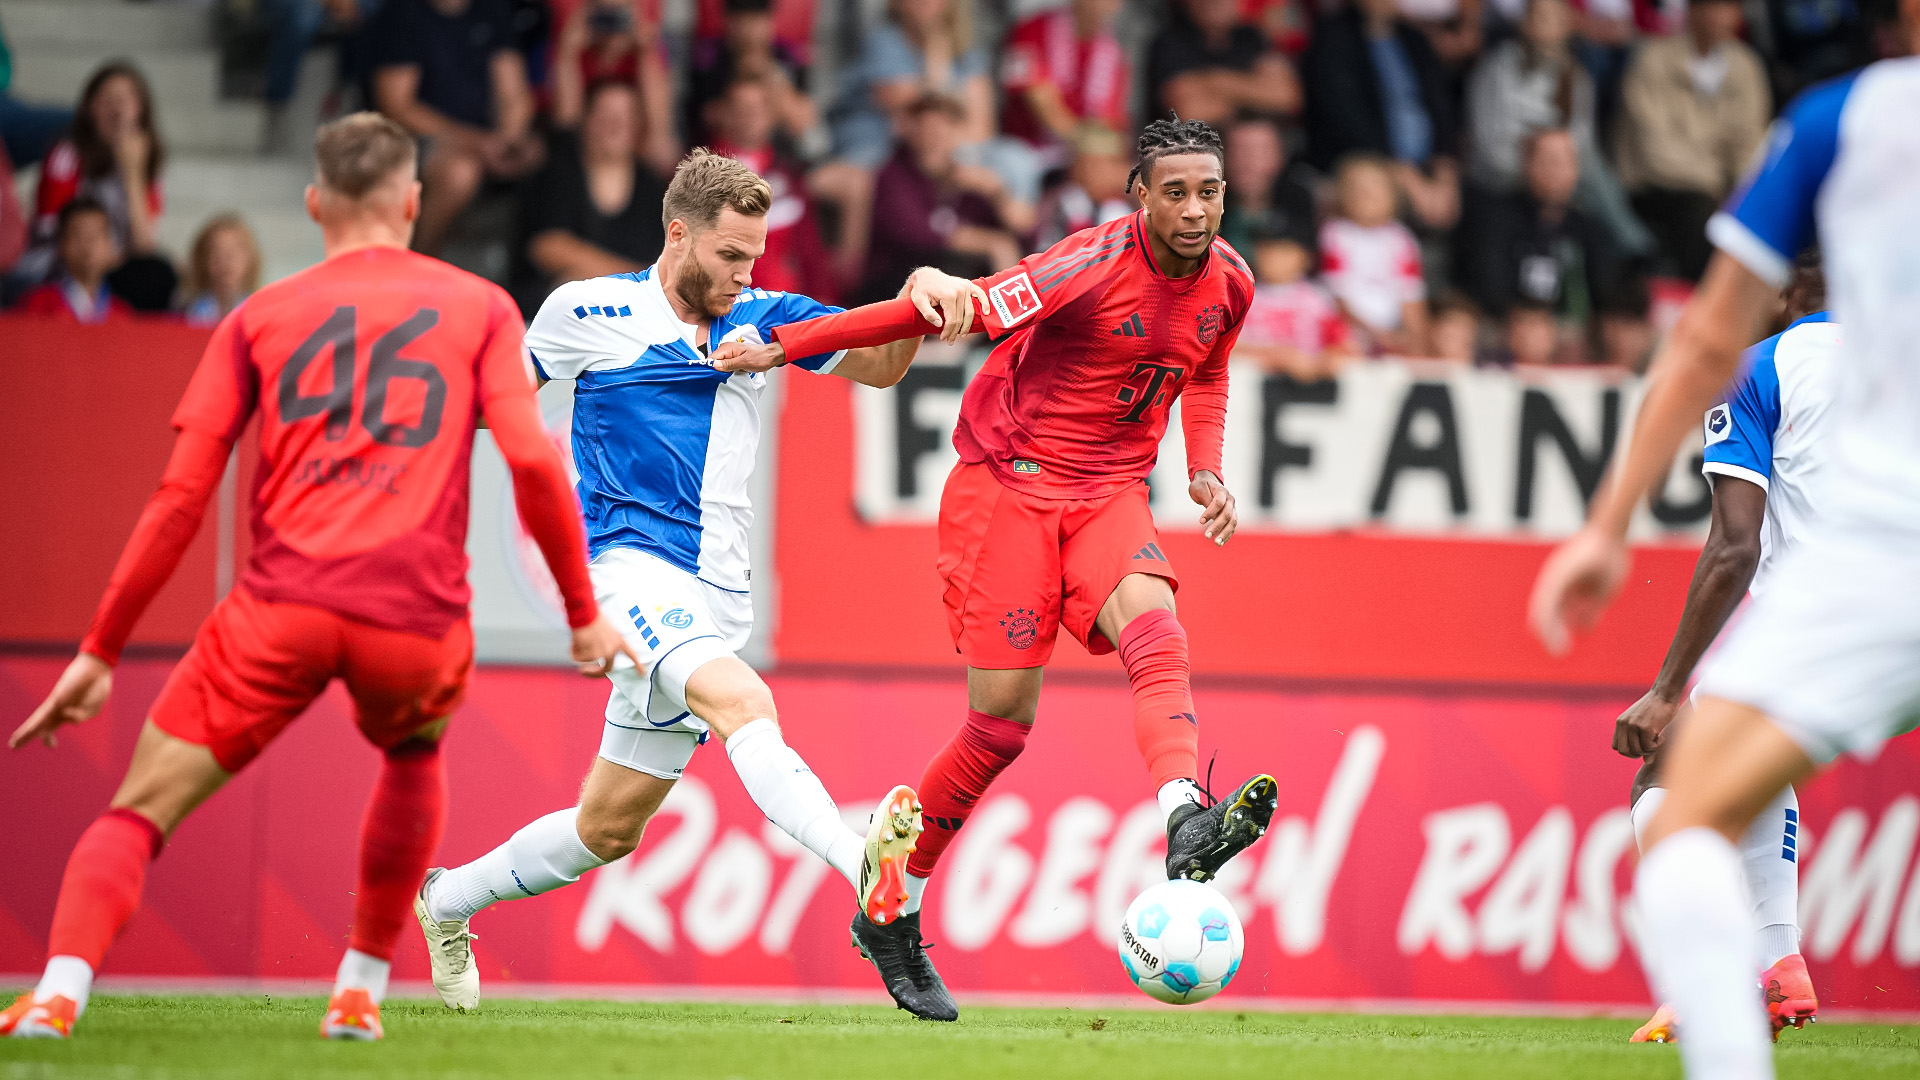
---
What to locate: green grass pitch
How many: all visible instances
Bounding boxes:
[2,996,1917,1079]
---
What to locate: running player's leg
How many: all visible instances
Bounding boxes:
[907,463,1062,890]
[1065,490,1276,881]
[5,590,332,1039]
[322,617,472,1036]
[1634,522,1920,1080]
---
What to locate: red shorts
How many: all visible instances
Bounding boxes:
[936,461,1176,668]
[151,586,473,773]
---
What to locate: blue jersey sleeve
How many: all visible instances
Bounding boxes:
[733,289,849,373]
[1701,340,1782,490]
[1706,73,1857,288]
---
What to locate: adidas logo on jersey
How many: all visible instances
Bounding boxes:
[1110,312,1146,338]
[1131,543,1167,562]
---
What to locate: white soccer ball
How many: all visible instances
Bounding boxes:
[1117,879,1245,1004]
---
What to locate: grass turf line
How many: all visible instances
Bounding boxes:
[1,997,1917,1079]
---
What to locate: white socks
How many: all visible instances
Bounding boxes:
[428,808,609,923]
[34,955,93,1016]
[1635,828,1775,1080]
[1157,779,1203,822]
[726,718,864,888]
[1632,785,1802,971]
[902,871,930,916]
[1741,785,1802,971]
[333,949,391,1004]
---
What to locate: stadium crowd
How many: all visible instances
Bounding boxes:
[0,0,1898,370]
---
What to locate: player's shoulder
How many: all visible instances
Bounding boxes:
[1207,237,1255,305]
[540,271,654,321]
[1772,311,1842,391]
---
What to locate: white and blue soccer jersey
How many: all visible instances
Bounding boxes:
[1706,58,1920,524]
[525,268,846,593]
[1701,313,1842,599]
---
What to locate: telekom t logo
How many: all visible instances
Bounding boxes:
[1114,361,1185,423]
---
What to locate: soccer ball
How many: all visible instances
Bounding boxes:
[1117,879,1244,1004]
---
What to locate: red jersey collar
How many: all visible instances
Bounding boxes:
[1128,210,1211,291]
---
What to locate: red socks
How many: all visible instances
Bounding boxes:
[907,709,1031,878]
[347,741,447,960]
[1117,609,1199,789]
[47,808,165,968]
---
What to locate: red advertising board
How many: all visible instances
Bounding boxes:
[5,657,1917,1014]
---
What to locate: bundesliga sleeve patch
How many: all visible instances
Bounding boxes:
[1705,403,1733,445]
[988,273,1042,329]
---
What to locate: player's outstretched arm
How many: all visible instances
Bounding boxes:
[712,269,989,376]
[13,428,232,749]
[1529,254,1776,654]
[1614,476,1765,757]
[828,270,989,388]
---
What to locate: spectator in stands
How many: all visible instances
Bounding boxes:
[1463,0,1649,256]
[1319,154,1429,356]
[21,63,175,310]
[684,0,818,153]
[1428,290,1487,363]
[1595,270,1654,370]
[1460,128,1619,329]
[511,79,667,314]
[0,14,73,169]
[262,0,381,148]
[1397,0,1485,73]
[0,146,23,278]
[1764,0,1871,99]
[708,77,836,300]
[180,215,262,327]
[999,0,1132,168]
[1301,0,1459,231]
[1147,0,1302,129]
[1033,125,1134,249]
[819,0,994,280]
[1219,115,1316,259]
[1235,225,1354,380]
[1613,0,1769,280]
[1568,0,1639,134]
[1500,298,1563,365]
[863,93,1020,302]
[372,0,543,257]
[17,198,132,323]
[552,0,679,175]
[1246,0,1316,55]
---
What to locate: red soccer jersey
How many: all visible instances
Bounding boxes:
[169,247,582,637]
[954,212,1252,499]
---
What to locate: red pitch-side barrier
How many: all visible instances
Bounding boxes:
[4,657,1919,1013]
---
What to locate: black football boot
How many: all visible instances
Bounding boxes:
[1165,774,1279,881]
[850,910,959,1022]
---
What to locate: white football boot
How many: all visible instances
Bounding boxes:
[414,868,480,1011]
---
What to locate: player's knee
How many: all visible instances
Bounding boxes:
[966,667,1043,725]
[686,658,778,739]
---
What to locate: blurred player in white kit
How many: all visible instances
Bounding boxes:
[1530,4,1920,1074]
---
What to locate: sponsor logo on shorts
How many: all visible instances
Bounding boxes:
[661,607,695,629]
[988,273,1042,328]
[1011,459,1042,474]
[1194,304,1228,345]
[1000,607,1040,650]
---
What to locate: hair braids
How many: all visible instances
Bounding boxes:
[1127,115,1226,192]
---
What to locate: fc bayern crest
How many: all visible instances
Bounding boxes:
[1194,304,1228,345]
[1000,608,1040,650]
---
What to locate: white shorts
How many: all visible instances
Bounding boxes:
[1696,522,1920,764]
[591,547,753,780]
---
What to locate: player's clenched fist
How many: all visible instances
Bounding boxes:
[11,652,113,749]
[571,610,642,678]
[711,339,786,373]
[1190,470,1237,546]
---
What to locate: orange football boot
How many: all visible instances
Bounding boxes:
[1763,953,1818,1038]
[857,785,923,926]
[320,988,383,1040]
[1630,1003,1678,1043]
[0,993,77,1039]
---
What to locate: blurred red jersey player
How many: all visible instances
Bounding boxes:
[2,114,632,1043]
[715,118,1280,1020]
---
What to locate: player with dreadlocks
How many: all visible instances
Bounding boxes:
[711,117,1276,1021]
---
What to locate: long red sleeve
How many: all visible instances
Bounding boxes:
[1180,323,1238,482]
[771,297,946,360]
[478,312,598,630]
[80,430,231,665]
